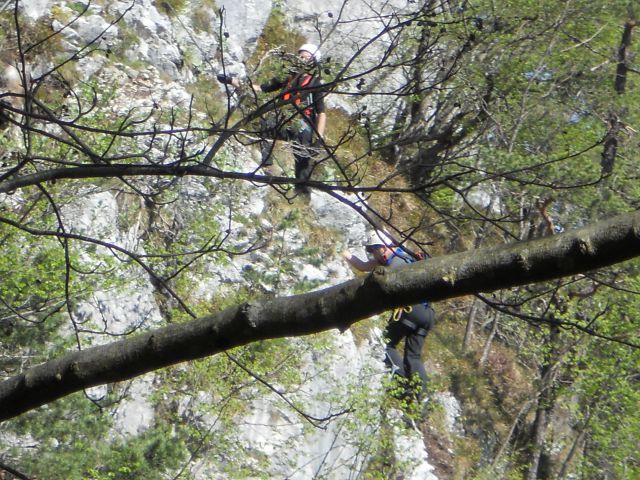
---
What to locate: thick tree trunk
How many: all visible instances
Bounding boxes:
[614,21,636,94]
[479,313,498,367]
[1,210,640,421]
[526,325,560,480]
[526,401,552,480]
[462,297,481,349]
[604,20,636,175]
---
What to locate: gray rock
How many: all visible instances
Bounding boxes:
[218,0,272,51]
[21,0,52,20]
[74,14,119,45]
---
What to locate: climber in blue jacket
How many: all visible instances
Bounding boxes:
[342,235,435,405]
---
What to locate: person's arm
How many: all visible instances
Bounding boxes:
[313,81,326,139]
[230,77,262,94]
[259,77,286,93]
[341,250,379,272]
[230,77,285,94]
[315,111,326,139]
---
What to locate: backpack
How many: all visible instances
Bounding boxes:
[388,246,431,310]
[391,246,426,264]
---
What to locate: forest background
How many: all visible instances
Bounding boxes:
[0,0,639,479]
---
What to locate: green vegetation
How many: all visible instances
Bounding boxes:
[1,0,639,479]
[154,0,189,16]
[190,0,217,33]
[246,7,306,83]
[14,400,188,479]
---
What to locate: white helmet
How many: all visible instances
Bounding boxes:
[364,230,393,248]
[298,43,321,61]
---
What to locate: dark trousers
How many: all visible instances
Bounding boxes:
[384,303,435,400]
[260,117,315,186]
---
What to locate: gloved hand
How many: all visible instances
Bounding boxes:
[216,73,235,85]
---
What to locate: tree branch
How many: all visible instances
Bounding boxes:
[1,210,639,421]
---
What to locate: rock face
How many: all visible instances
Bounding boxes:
[218,0,273,53]
[20,0,52,20]
[3,1,466,478]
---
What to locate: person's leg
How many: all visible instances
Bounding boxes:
[292,128,314,192]
[260,142,275,166]
[384,319,412,378]
[293,153,311,190]
[402,305,435,401]
[259,115,292,167]
[404,333,428,399]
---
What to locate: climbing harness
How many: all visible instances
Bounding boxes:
[400,317,429,337]
[391,306,429,336]
[282,74,314,117]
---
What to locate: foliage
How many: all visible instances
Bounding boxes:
[190,0,218,33]
[8,394,188,480]
[1,0,639,479]
[154,0,189,16]
[246,7,307,83]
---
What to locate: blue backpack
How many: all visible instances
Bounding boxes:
[389,246,430,308]
[390,246,425,264]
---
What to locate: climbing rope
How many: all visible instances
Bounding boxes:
[392,305,413,321]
